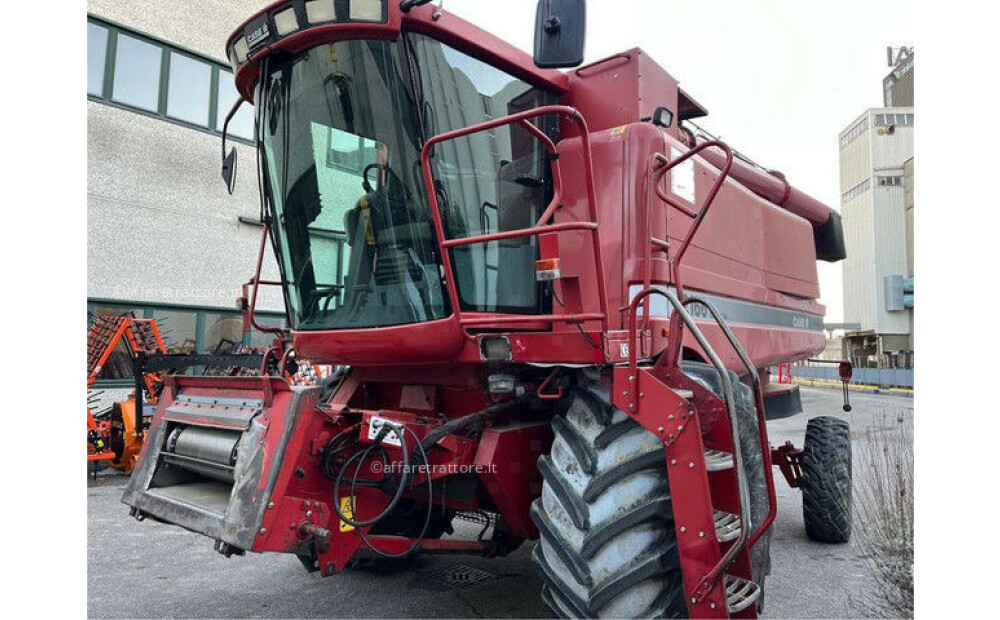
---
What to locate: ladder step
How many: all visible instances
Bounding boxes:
[725,574,762,614]
[704,449,734,471]
[713,510,741,543]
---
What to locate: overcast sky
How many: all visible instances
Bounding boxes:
[442,0,914,322]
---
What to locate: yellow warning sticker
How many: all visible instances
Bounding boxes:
[339,497,355,532]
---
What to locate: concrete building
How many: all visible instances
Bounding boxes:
[87,1,285,389]
[839,106,914,368]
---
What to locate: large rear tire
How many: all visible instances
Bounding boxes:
[801,416,852,543]
[682,363,772,585]
[531,384,687,618]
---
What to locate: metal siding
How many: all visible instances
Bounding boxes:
[869,109,912,336]
[904,158,914,277]
[793,365,913,388]
[871,108,914,171]
[841,192,877,331]
[886,68,914,107]
[871,187,909,335]
[839,116,871,193]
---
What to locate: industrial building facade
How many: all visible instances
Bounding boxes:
[883,48,913,108]
[87,1,285,390]
[839,105,914,368]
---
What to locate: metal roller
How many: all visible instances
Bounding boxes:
[164,426,241,483]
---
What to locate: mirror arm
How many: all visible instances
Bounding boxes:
[221,99,244,195]
[221,98,243,163]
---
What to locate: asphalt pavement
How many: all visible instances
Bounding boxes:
[88,386,913,618]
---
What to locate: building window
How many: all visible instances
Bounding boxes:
[839,117,869,149]
[842,178,871,203]
[87,15,255,145]
[112,33,162,112]
[166,51,212,127]
[87,300,286,386]
[203,312,245,353]
[151,308,199,354]
[874,113,914,127]
[215,71,255,141]
[877,175,903,187]
[88,22,109,96]
[327,128,380,173]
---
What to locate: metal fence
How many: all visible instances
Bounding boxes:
[791,364,914,389]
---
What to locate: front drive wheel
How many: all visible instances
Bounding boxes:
[801,416,852,543]
[531,384,687,618]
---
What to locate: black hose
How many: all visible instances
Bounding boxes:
[399,0,433,11]
[332,395,534,558]
[333,423,411,528]
[419,396,531,452]
[355,425,434,559]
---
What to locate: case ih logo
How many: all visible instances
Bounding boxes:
[246,20,271,50]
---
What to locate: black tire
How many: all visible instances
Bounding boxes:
[681,363,772,591]
[531,384,687,618]
[801,416,852,543]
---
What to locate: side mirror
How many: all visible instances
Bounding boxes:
[220,98,245,195]
[533,0,586,69]
[222,147,238,195]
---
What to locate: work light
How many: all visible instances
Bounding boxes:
[226,0,388,73]
[305,1,336,24]
[273,7,298,35]
[350,0,385,22]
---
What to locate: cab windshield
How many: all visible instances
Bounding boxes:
[259,35,555,330]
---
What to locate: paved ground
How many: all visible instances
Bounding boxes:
[88,386,912,618]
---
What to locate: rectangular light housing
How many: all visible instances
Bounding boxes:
[305,0,337,24]
[350,0,384,22]
[232,37,250,63]
[535,258,562,281]
[273,7,299,36]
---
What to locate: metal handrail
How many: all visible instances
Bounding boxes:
[247,224,289,338]
[683,296,778,549]
[650,140,733,289]
[624,287,752,588]
[419,105,608,334]
[645,141,733,369]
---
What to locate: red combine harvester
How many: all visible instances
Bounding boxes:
[123,1,852,617]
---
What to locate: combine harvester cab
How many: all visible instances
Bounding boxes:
[122,1,854,617]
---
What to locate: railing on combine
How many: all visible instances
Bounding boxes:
[625,287,753,574]
[419,105,609,335]
[626,139,780,601]
[643,140,733,367]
